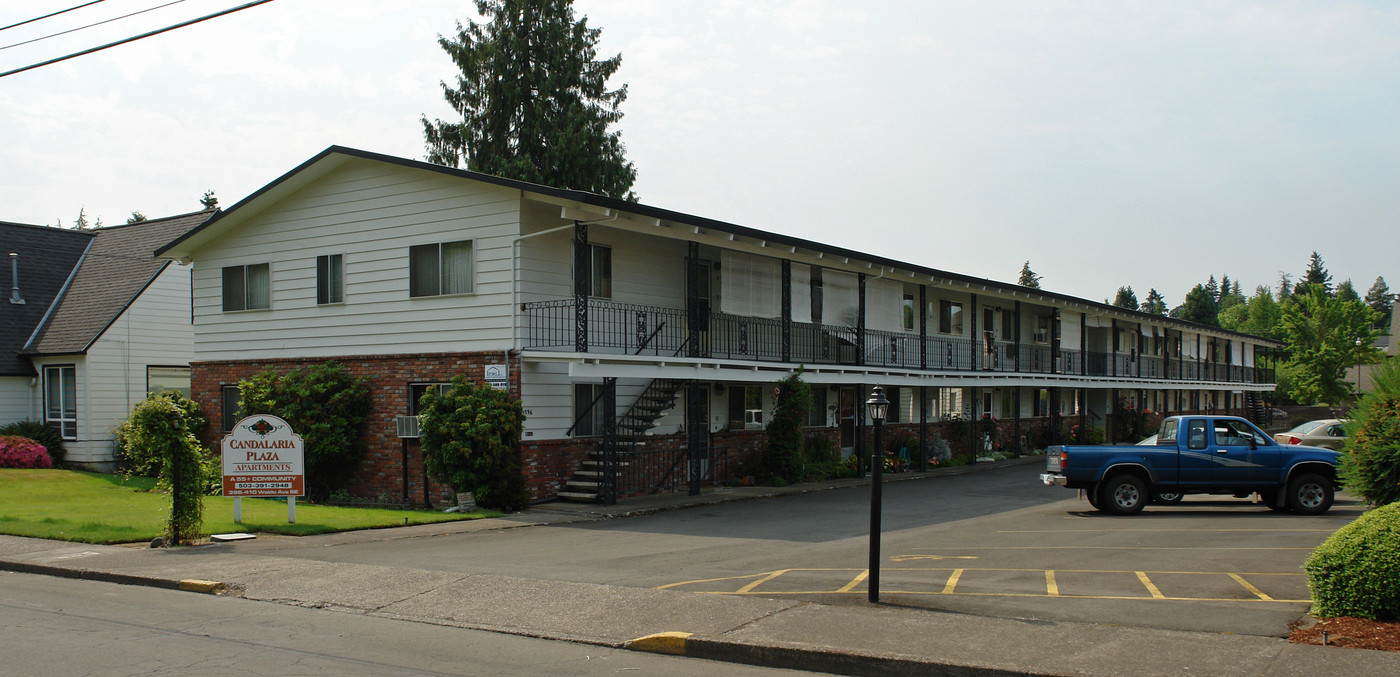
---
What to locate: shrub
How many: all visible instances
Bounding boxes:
[0,420,64,465]
[116,391,207,478]
[1340,356,1400,506]
[239,361,371,500]
[925,436,951,466]
[800,435,846,481]
[418,376,528,510]
[0,435,52,468]
[1305,501,1400,620]
[763,370,813,485]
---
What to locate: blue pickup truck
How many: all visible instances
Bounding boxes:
[1040,415,1342,515]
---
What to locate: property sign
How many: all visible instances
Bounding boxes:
[485,363,509,391]
[221,415,305,497]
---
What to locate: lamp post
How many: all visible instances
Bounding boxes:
[1356,337,1365,394]
[866,385,889,603]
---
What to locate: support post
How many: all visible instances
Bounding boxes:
[574,223,589,353]
[781,260,792,363]
[602,377,617,505]
[687,380,704,496]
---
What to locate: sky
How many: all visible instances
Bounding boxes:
[2,0,1397,307]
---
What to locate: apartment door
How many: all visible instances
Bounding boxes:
[838,387,858,449]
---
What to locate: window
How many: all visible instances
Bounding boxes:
[902,294,915,330]
[147,366,190,397]
[222,263,270,311]
[1034,315,1051,344]
[1001,310,1015,341]
[573,383,608,436]
[43,365,76,439]
[317,254,344,305]
[806,387,828,427]
[939,300,963,335]
[221,385,243,433]
[728,385,763,429]
[410,241,474,297]
[575,242,612,299]
[1186,419,1207,450]
[886,386,902,423]
[810,267,824,324]
[409,383,452,416]
[935,387,964,419]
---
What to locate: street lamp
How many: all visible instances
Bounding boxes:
[866,385,889,603]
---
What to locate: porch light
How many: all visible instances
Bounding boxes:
[866,385,889,423]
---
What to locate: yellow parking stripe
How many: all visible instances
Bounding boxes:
[1135,571,1166,599]
[737,569,791,594]
[836,570,868,593]
[1045,570,1059,596]
[1228,573,1275,601]
[942,569,963,594]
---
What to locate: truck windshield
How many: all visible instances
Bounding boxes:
[1158,419,1178,444]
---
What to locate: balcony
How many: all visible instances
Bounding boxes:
[522,298,1272,385]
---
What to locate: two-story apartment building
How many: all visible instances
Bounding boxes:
[157,147,1280,505]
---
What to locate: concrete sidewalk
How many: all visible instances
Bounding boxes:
[2,461,1393,676]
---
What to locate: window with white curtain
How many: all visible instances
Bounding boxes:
[316,254,343,305]
[790,263,811,323]
[410,240,473,297]
[222,263,269,311]
[720,250,780,318]
[865,278,902,331]
[823,270,858,327]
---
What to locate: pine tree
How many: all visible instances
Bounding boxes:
[421,0,637,200]
[126,211,147,224]
[1204,275,1220,304]
[1364,276,1393,325]
[1140,289,1167,316]
[1018,261,1041,288]
[1337,279,1360,303]
[200,190,218,209]
[1277,271,1294,303]
[1179,284,1219,326]
[1112,286,1137,309]
[1218,274,1231,304]
[1298,251,1333,296]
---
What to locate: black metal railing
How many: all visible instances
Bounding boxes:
[522,298,1272,385]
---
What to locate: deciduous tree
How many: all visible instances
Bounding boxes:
[1277,286,1382,405]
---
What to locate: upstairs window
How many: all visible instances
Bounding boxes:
[902,294,915,330]
[147,366,190,397]
[317,254,344,305]
[1001,310,1015,341]
[410,241,474,297]
[939,300,963,335]
[222,263,270,311]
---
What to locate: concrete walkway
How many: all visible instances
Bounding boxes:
[2,460,1392,677]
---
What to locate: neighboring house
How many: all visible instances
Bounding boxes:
[157,146,1281,505]
[2,211,211,470]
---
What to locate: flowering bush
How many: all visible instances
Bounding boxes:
[0,435,53,468]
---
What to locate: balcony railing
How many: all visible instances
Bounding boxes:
[522,298,1273,385]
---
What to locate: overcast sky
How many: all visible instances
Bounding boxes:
[3,0,1396,306]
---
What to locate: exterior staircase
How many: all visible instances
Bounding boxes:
[558,378,686,503]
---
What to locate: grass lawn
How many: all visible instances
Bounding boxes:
[0,469,498,544]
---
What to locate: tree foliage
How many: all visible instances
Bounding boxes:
[116,393,208,544]
[1366,276,1394,326]
[1112,286,1137,310]
[200,190,218,209]
[763,370,813,485]
[1017,261,1041,288]
[1340,357,1400,507]
[238,362,371,500]
[1276,286,1383,405]
[1298,250,1333,296]
[1177,284,1218,326]
[421,0,637,200]
[1140,289,1167,316]
[418,376,528,510]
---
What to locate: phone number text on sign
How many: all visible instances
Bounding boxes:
[223,475,304,497]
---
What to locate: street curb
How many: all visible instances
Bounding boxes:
[627,632,1056,677]
[0,560,183,591]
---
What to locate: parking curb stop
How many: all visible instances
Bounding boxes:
[625,631,692,655]
[177,579,225,594]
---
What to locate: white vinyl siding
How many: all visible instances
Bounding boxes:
[0,377,35,425]
[191,161,520,360]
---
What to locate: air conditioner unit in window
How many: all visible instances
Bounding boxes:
[396,415,421,439]
[744,409,763,429]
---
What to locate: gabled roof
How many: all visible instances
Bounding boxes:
[0,222,93,376]
[156,145,1283,346]
[23,210,214,357]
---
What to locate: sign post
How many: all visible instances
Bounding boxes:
[221,415,305,524]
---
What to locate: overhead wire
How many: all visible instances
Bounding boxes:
[2,1,190,52]
[0,0,277,79]
[1,1,106,32]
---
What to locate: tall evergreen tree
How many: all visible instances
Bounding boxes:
[1017,261,1041,288]
[1276,271,1294,304]
[1364,276,1393,325]
[1112,286,1137,309]
[1204,275,1220,304]
[421,0,637,200]
[1218,274,1231,304]
[1179,284,1219,326]
[1337,279,1360,303]
[1140,289,1167,316]
[1297,251,1333,296]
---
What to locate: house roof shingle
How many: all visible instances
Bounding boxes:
[0,222,93,376]
[23,210,213,357]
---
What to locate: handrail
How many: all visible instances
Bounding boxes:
[635,321,667,355]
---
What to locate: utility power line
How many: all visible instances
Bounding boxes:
[1,1,106,32]
[2,1,189,52]
[0,0,277,79]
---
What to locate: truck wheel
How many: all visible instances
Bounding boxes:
[1154,492,1183,504]
[1286,474,1334,515]
[1100,475,1148,515]
[1087,489,1102,511]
